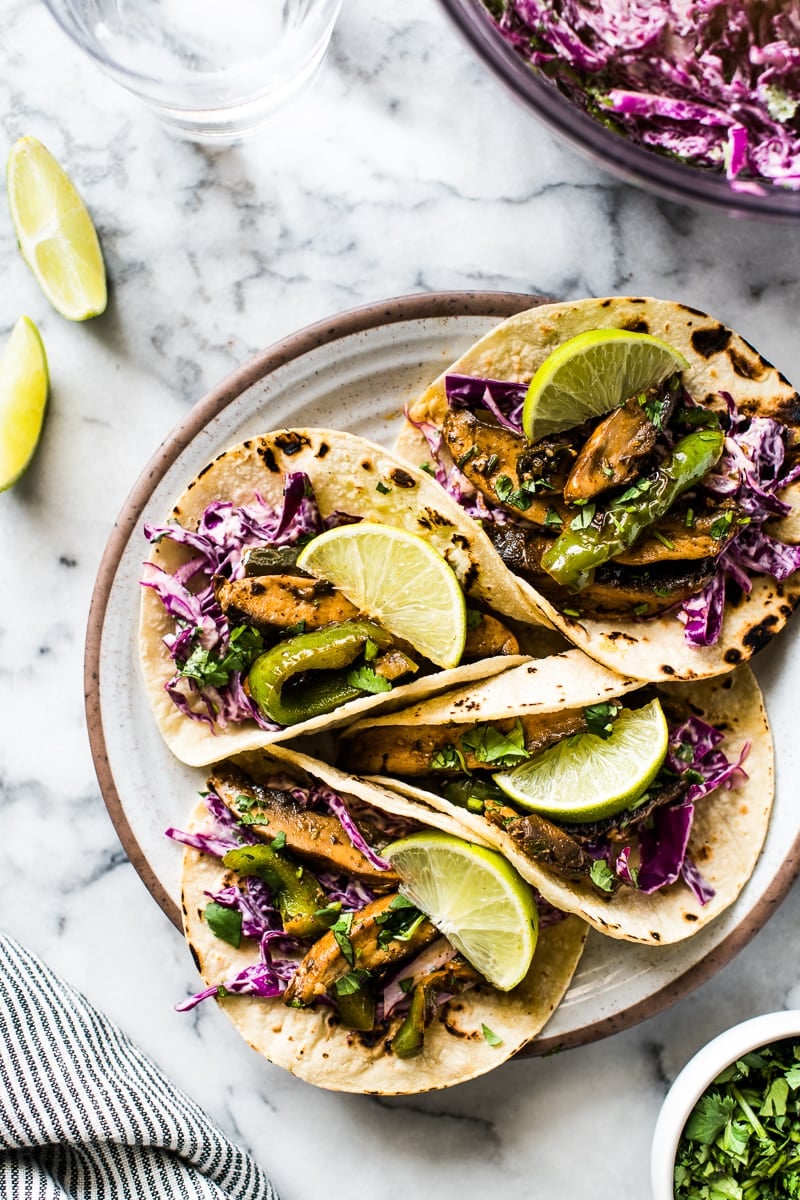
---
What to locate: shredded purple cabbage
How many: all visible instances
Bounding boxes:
[445,374,527,432]
[607,714,749,901]
[483,0,800,191]
[142,473,328,731]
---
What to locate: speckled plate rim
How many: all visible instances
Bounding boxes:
[84,289,800,1058]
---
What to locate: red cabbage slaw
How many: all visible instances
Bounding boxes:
[482,0,800,192]
[168,776,419,1011]
[409,373,800,647]
[142,472,339,732]
[601,713,749,903]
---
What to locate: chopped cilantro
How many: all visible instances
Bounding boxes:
[711,510,735,540]
[364,638,380,662]
[459,720,531,768]
[481,1024,503,1047]
[685,507,695,528]
[430,744,468,772]
[486,453,499,473]
[589,859,617,892]
[179,624,264,689]
[399,977,414,994]
[494,474,534,512]
[633,603,649,616]
[651,528,675,550]
[285,620,307,636]
[544,506,563,527]
[346,665,392,694]
[420,462,435,476]
[334,969,370,996]
[465,608,483,630]
[376,481,392,495]
[676,1036,800,1199]
[331,913,355,965]
[562,607,581,618]
[270,831,287,851]
[570,502,596,531]
[457,446,478,470]
[601,463,615,478]
[583,701,621,740]
[204,901,243,948]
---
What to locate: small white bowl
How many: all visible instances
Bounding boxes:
[651,1010,800,1200]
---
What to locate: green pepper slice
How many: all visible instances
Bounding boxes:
[247,620,393,725]
[222,844,331,939]
[541,425,724,591]
[334,979,376,1031]
[392,982,427,1059]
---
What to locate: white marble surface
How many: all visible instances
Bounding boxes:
[3,2,800,1197]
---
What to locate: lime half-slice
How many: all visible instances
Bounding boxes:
[522,329,689,442]
[296,523,467,668]
[7,136,107,321]
[381,832,538,991]
[494,699,669,823]
[0,316,49,492]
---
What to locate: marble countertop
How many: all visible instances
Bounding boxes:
[4,2,800,1197]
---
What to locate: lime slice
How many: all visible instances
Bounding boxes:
[0,316,49,491]
[494,699,669,823]
[381,831,538,991]
[522,329,688,442]
[7,136,107,321]
[296,523,467,668]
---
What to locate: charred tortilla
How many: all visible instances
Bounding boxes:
[299,650,773,946]
[139,428,554,767]
[179,757,587,1094]
[397,297,800,682]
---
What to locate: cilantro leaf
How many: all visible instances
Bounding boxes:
[179,624,264,688]
[481,1024,503,1047]
[430,744,468,772]
[458,720,531,768]
[346,665,392,694]
[584,701,621,740]
[204,901,243,948]
[589,859,616,892]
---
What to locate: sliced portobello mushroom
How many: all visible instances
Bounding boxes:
[214,573,359,633]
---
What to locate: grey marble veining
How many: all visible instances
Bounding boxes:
[3,2,800,1198]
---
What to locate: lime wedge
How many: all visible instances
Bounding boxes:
[381,832,538,991]
[0,316,49,491]
[7,136,107,321]
[494,699,669,823]
[296,523,467,669]
[522,329,688,442]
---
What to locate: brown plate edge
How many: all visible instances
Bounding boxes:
[83,287,800,1062]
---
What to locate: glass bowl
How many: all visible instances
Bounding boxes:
[439,0,800,222]
[651,1010,800,1199]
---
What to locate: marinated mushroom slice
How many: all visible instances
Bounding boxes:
[214,573,359,632]
[340,710,588,777]
[284,894,438,1007]
[614,504,740,565]
[209,764,399,884]
[503,810,602,884]
[563,377,681,504]
[462,611,520,660]
[483,521,717,618]
[565,774,690,844]
[442,408,570,526]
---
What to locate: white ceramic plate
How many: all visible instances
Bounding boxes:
[85,291,800,1054]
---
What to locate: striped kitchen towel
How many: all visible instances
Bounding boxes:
[0,934,278,1200]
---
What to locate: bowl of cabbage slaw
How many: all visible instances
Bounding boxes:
[440,0,800,221]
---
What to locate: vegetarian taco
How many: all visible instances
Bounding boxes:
[397,297,800,681]
[172,752,587,1093]
[138,428,568,768]
[297,649,773,946]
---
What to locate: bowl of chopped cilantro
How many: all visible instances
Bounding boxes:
[651,1011,800,1199]
[441,0,800,221]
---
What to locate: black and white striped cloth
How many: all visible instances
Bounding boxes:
[0,934,278,1200]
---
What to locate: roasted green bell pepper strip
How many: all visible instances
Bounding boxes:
[541,425,724,591]
[222,844,330,939]
[247,620,392,725]
[334,980,376,1031]
[392,981,428,1059]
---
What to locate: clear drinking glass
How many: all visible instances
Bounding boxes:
[43,0,343,141]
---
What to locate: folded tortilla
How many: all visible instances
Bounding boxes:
[292,649,773,946]
[397,297,800,682]
[139,428,558,767]
[180,753,587,1094]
